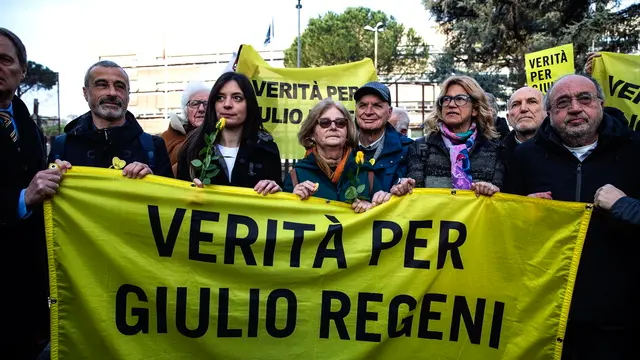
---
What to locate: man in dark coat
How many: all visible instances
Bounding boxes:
[0,28,70,358]
[505,74,640,359]
[48,60,172,178]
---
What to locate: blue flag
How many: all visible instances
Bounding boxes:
[264,18,274,47]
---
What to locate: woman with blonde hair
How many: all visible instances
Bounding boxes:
[392,75,505,196]
[283,98,391,213]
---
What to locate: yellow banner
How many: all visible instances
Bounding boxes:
[234,44,378,159]
[592,52,640,130]
[45,167,590,360]
[525,44,575,94]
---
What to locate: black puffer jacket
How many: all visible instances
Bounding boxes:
[505,108,640,327]
[49,111,172,177]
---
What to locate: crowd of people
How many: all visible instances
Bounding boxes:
[2,27,639,359]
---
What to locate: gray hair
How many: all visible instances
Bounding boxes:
[544,74,605,112]
[0,28,27,70]
[392,107,410,131]
[181,81,211,114]
[84,60,129,88]
[485,92,499,119]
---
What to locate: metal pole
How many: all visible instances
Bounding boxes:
[374,30,378,70]
[57,72,61,134]
[296,0,302,68]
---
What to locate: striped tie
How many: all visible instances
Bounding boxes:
[0,109,20,151]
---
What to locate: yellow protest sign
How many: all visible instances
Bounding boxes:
[525,44,575,94]
[234,44,378,159]
[45,167,590,360]
[592,52,640,130]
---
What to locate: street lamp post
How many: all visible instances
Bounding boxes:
[296,0,302,68]
[364,22,384,71]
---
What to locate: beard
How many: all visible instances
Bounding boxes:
[92,96,127,121]
[556,107,603,146]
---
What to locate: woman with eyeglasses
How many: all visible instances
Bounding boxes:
[283,98,391,213]
[391,75,505,197]
[161,81,211,175]
[176,72,283,194]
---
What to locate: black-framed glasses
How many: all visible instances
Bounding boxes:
[552,93,599,110]
[187,100,208,108]
[438,95,473,107]
[318,118,348,129]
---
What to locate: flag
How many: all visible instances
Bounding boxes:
[264,18,274,47]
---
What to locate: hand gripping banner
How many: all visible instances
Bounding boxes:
[45,167,590,359]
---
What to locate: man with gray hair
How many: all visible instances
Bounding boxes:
[502,86,545,157]
[49,60,172,178]
[505,74,639,358]
[161,81,211,174]
[389,107,410,136]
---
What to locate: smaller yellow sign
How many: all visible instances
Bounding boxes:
[525,44,575,94]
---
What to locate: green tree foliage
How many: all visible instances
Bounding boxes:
[423,0,639,87]
[18,60,57,97]
[284,7,429,79]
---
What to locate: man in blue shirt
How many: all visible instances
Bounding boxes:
[0,28,70,358]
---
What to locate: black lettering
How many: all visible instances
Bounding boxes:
[189,210,219,263]
[418,293,446,340]
[356,292,382,342]
[608,76,626,97]
[217,288,242,337]
[319,290,351,340]
[489,301,506,349]
[272,107,284,123]
[370,220,403,265]
[313,221,347,269]
[176,287,210,338]
[326,86,338,98]
[619,82,640,101]
[437,221,466,269]
[283,222,315,267]
[224,214,258,265]
[404,220,432,269]
[388,294,417,337]
[149,205,186,257]
[542,56,550,67]
[289,109,303,124]
[450,296,485,344]
[156,287,168,333]
[115,284,149,335]
[528,58,536,68]
[248,288,260,337]
[252,80,267,97]
[544,69,551,80]
[299,84,309,99]
[349,86,359,101]
[258,106,270,122]
[265,289,297,338]
[338,86,349,101]
[264,219,277,266]
[266,81,278,98]
[530,71,538,82]
[280,82,293,99]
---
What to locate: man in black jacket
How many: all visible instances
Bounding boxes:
[48,60,172,178]
[0,28,71,358]
[506,74,640,359]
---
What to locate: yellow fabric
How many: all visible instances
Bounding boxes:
[592,52,640,130]
[234,44,378,158]
[45,167,590,360]
[524,44,575,94]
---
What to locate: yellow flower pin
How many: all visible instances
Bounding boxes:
[355,151,364,165]
[110,157,126,170]
[217,117,227,131]
[369,158,376,166]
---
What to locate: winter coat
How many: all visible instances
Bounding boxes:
[283,150,381,202]
[360,123,413,191]
[176,130,282,188]
[505,108,640,328]
[406,130,505,189]
[48,111,173,178]
[161,112,191,176]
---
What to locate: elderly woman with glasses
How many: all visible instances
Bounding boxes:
[161,81,211,175]
[283,98,391,213]
[391,75,505,197]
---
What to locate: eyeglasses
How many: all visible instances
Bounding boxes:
[552,93,600,110]
[317,118,348,129]
[438,95,473,107]
[187,100,208,108]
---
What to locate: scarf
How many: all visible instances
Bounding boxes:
[439,122,477,190]
[306,147,352,184]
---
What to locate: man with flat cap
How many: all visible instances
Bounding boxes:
[354,81,413,191]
